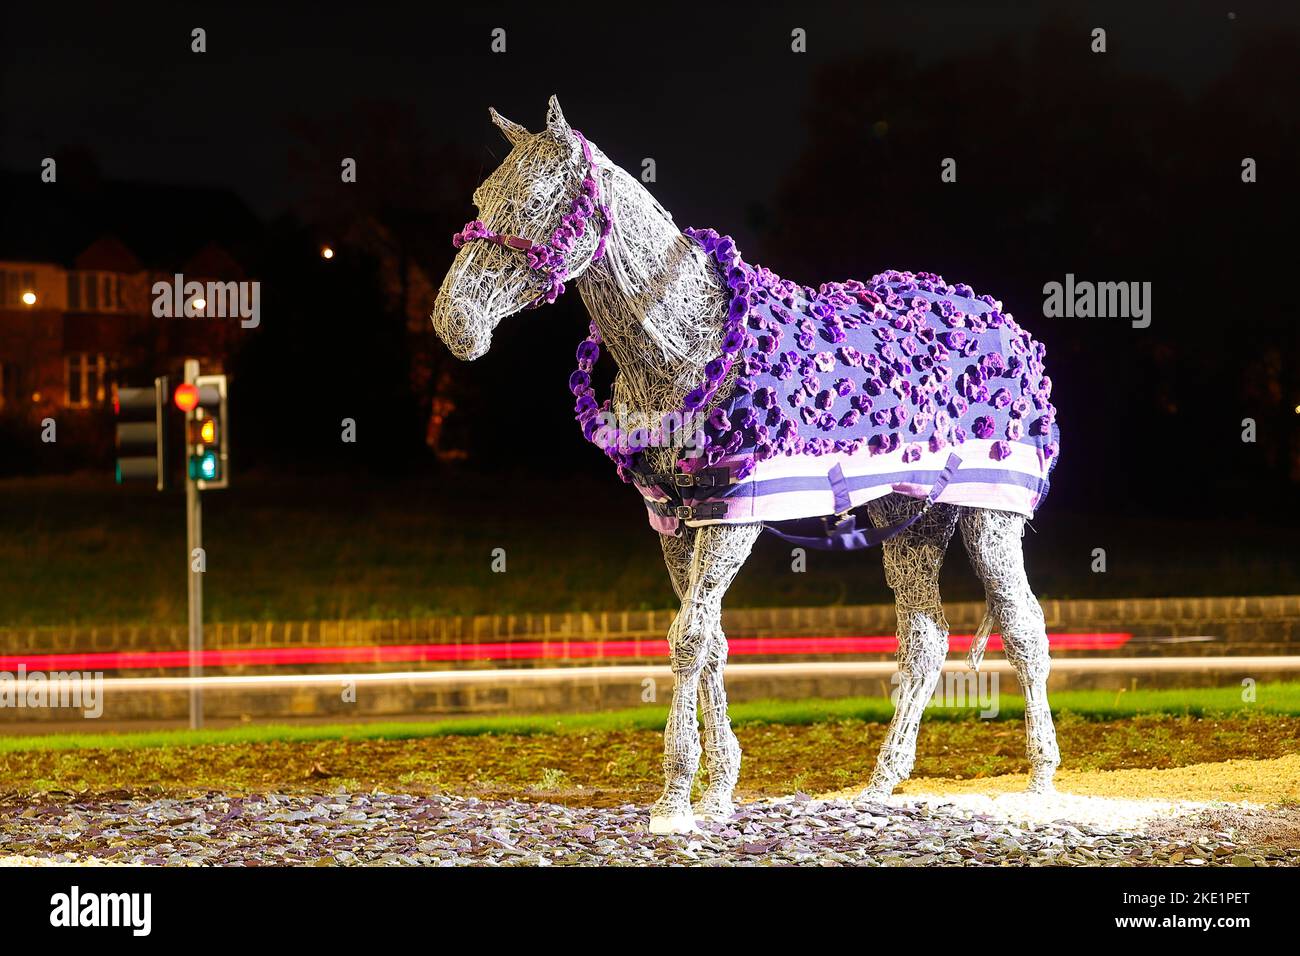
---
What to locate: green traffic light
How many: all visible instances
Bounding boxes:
[188,451,219,481]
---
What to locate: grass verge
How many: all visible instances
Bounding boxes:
[2,682,1296,754]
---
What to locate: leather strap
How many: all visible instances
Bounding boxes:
[629,467,729,493]
[645,500,730,521]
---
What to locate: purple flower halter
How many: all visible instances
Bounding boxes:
[451,130,612,309]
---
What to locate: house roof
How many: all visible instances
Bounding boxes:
[73,236,143,272]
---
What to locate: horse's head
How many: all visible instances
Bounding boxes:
[432,96,608,361]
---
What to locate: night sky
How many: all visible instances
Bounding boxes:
[3,2,1283,231]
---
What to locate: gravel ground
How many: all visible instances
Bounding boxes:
[2,790,1296,867]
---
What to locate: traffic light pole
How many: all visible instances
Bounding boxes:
[183,359,204,729]
[117,358,228,731]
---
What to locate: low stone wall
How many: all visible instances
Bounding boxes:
[1,596,1296,726]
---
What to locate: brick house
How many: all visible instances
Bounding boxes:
[0,238,245,419]
[0,172,260,432]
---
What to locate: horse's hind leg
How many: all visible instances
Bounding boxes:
[861,495,959,799]
[960,508,1060,792]
[650,522,761,834]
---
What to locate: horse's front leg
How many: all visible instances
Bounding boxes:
[659,528,744,824]
[650,522,761,834]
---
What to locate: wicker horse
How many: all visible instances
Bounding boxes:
[432,97,1061,834]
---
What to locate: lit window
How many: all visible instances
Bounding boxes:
[63,353,107,408]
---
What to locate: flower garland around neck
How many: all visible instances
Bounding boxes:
[570,226,769,483]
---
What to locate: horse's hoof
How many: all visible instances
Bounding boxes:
[858,787,892,803]
[692,796,736,823]
[649,812,699,835]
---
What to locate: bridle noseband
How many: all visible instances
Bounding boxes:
[451,129,612,309]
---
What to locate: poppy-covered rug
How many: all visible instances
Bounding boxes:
[625,230,1060,535]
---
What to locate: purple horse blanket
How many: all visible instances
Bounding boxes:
[629,230,1060,538]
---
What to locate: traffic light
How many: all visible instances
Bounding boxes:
[177,374,229,490]
[114,377,169,490]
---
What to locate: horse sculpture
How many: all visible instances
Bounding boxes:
[432,97,1062,835]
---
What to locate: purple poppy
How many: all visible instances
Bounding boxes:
[972,416,996,440]
[720,328,746,354]
[568,370,591,395]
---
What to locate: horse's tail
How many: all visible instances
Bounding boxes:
[967,604,995,671]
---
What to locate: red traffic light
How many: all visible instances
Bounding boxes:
[173,383,200,412]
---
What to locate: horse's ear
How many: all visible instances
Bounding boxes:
[545,95,572,139]
[489,107,528,147]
